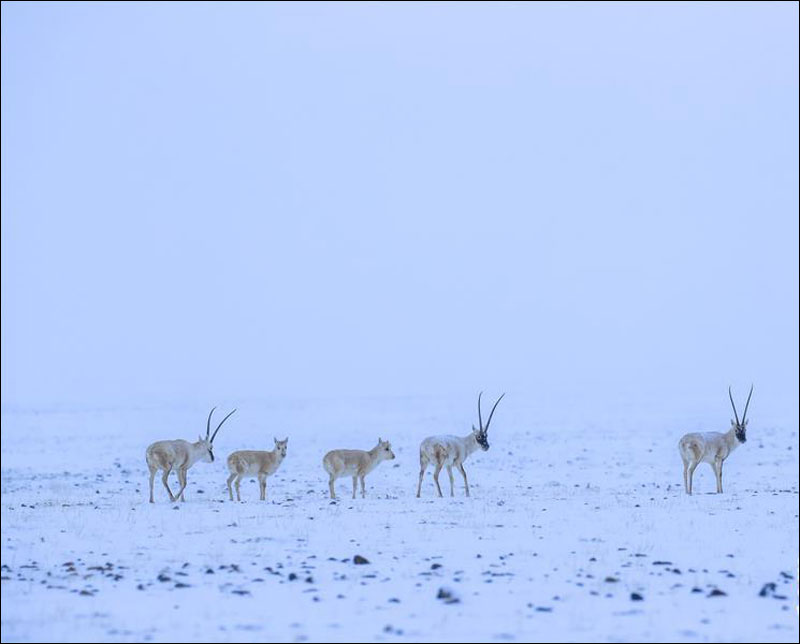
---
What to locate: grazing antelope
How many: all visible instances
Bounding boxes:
[145,407,236,503]
[323,438,395,499]
[417,392,505,498]
[226,438,288,501]
[678,385,753,495]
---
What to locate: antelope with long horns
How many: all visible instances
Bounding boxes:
[227,438,289,501]
[678,386,753,495]
[417,392,505,498]
[145,407,236,503]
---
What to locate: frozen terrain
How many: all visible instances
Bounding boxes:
[1,396,797,643]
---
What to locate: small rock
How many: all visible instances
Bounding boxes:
[353,555,369,565]
[437,587,460,604]
[708,589,727,597]
[759,583,776,597]
[630,592,644,601]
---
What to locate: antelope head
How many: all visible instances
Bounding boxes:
[473,391,505,451]
[273,437,289,458]
[198,406,237,462]
[728,385,753,444]
[376,438,396,461]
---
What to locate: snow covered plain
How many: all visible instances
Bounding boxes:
[1,396,798,642]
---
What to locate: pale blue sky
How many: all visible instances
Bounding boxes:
[2,2,797,419]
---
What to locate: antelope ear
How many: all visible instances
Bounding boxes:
[274,437,278,444]
[284,437,289,443]
[378,437,382,444]
[199,435,204,442]
[744,419,749,426]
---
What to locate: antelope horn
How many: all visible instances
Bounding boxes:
[728,386,740,426]
[484,393,506,433]
[741,384,754,424]
[477,391,484,431]
[206,406,218,440]
[210,408,236,443]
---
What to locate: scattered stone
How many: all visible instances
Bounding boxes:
[708,589,727,597]
[437,587,460,604]
[353,555,369,565]
[759,583,776,597]
[630,592,644,601]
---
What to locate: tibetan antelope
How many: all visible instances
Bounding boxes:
[417,392,505,498]
[227,438,288,501]
[145,407,236,503]
[323,439,395,499]
[678,385,753,495]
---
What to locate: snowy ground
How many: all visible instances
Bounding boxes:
[1,396,798,642]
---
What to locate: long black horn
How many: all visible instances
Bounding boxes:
[484,393,506,433]
[728,386,740,426]
[477,391,484,431]
[210,408,236,443]
[206,406,217,440]
[741,384,754,423]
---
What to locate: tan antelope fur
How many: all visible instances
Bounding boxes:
[417,392,505,498]
[323,439,396,499]
[227,438,288,501]
[145,407,236,503]
[678,385,753,495]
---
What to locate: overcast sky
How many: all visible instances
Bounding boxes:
[2,2,797,421]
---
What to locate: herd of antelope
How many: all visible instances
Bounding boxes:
[145,387,754,503]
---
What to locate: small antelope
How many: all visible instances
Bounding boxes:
[323,438,396,499]
[679,385,753,495]
[226,438,289,501]
[145,407,236,503]
[417,392,505,498]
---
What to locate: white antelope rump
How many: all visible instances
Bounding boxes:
[678,385,753,495]
[323,439,395,499]
[226,438,288,501]
[145,407,236,503]
[417,392,505,498]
